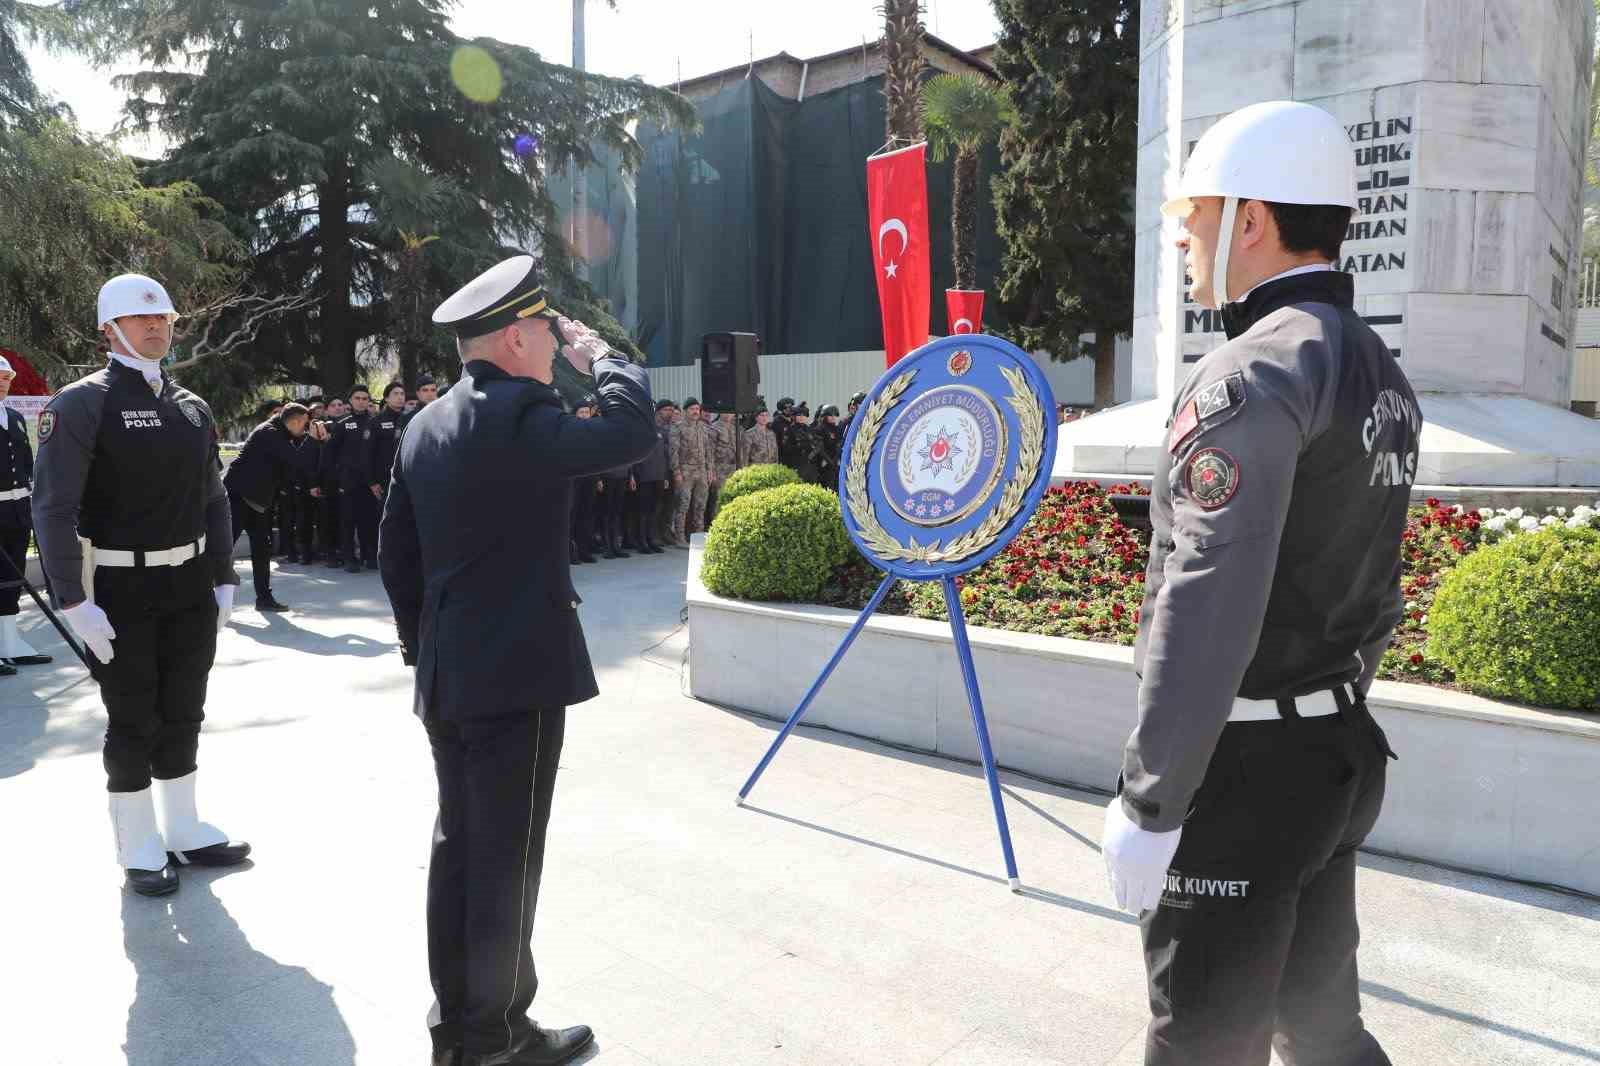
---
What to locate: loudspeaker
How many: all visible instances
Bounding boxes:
[700,332,762,414]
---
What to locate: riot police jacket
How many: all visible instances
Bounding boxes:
[1123,270,1419,832]
[321,409,372,482]
[31,360,238,606]
[365,406,406,488]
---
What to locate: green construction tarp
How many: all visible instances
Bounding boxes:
[635,76,1004,366]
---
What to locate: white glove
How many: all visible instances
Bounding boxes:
[62,600,116,664]
[1101,796,1183,915]
[214,585,235,633]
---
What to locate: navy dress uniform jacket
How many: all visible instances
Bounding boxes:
[378,356,656,721]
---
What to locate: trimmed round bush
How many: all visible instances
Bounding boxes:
[701,483,852,601]
[717,463,801,508]
[1428,526,1600,710]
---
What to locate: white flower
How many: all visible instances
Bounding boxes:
[1483,516,1509,533]
[1518,516,1540,531]
[1477,507,1495,519]
[1573,506,1595,523]
[1452,505,1465,516]
[1507,507,1525,520]
[1539,515,1559,527]
[1567,516,1588,529]
[1555,506,1568,517]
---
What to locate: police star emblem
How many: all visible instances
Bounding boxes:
[917,426,963,476]
[947,349,972,377]
[1185,447,1240,509]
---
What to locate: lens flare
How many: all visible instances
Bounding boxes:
[514,133,539,157]
[451,45,503,104]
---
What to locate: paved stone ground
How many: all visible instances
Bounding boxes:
[2,548,1598,1066]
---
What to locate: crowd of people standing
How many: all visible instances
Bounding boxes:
[570,390,866,559]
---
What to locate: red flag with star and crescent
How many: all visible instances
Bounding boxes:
[867,143,931,367]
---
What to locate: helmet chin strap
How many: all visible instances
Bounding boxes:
[107,321,169,369]
[1212,196,1239,310]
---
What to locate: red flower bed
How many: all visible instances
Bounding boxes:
[818,486,1488,687]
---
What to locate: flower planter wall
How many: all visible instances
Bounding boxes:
[687,538,1600,897]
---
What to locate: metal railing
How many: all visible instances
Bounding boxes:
[1580,256,1600,308]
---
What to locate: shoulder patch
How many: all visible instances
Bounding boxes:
[1184,447,1241,510]
[37,409,56,444]
[1169,370,1247,454]
[180,400,206,427]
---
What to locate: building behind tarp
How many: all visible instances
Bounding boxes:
[631,38,1004,368]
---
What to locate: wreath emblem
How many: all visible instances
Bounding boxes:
[845,365,1045,564]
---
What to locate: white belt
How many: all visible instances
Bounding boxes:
[93,535,206,569]
[0,487,28,501]
[1227,688,1344,723]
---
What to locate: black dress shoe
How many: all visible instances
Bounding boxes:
[328,556,345,569]
[363,558,379,570]
[168,840,252,867]
[6,653,53,666]
[256,595,290,612]
[126,863,179,897]
[645,543,665,554]
[464,1024,594,1066]
[0,661,16,677]
[285,552,301,564]
[346,561,363,574]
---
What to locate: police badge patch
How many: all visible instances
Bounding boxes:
[180,400,205,427]
[880,385,1007,526]
[1185,447,1240,509]
[37,409,56,443]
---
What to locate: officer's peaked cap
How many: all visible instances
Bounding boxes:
[433,255,560,339]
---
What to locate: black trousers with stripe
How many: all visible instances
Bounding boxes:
[1141,688,1395,1066]
[423,706,566,1057]
[0,523,29,615]
[88,557,218,792]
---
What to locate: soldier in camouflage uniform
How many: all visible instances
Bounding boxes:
[669,397,712,546]
[741,408,779,467]
[705,412,741,528]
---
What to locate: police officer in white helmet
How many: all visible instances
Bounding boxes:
[0,353,52,673]
[1099,101,1417,1065]
[32,273,250,898]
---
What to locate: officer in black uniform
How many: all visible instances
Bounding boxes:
[379,255,656,1066]
[32,273,250,898]
[312,397,346,567]
[411,374,439,419]
[567,398,600,564]
[780,403,820,483]
[365,381,407,512]
[770,396,794,456]
[0,354,51,672]
[844,390,866,432]
[815,403,844,489]
[1100,101,1414,1066]
[322,384,377,572]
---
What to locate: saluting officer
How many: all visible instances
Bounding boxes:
[33,274,250,897]
[0,354,52,671]
[378,255,657,1066]
[1099,101,1416,1066]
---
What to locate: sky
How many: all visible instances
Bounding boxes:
[25,0,1002,151]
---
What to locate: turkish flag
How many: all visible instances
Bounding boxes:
[945,290,985,336]
[867,143,931,367]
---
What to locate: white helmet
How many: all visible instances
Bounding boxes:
[97,273,178,328]
[1162,101,1356,308]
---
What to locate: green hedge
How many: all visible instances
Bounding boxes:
[701,483,852,601]
[717,463,801,508]
[1428,526,1600,710]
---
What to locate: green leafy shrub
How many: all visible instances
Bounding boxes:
[1427,526,1600,710]
[701,483,852,601]
[717,463,801,508]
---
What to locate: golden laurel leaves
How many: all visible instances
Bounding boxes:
[846,363,1045,565]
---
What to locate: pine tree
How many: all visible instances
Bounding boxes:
[79,0,694,396]
[991,0,1137,409]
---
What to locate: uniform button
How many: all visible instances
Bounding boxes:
[570,600,579,609]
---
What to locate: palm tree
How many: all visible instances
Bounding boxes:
[921,73,1014,291]
[881,0,925,144]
